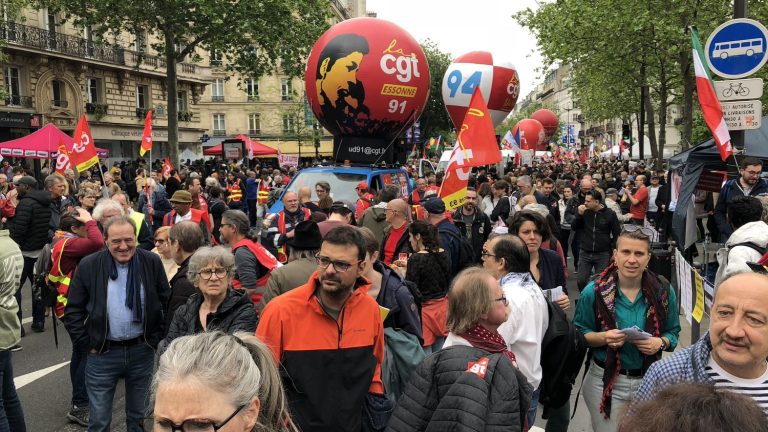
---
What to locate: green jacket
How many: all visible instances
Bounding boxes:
[0,230,22,349]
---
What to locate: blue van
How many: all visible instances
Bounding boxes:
[266,166,413,216]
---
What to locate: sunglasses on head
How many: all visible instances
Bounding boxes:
[622,224,655,237]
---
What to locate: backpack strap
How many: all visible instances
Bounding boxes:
[728,241,765,254]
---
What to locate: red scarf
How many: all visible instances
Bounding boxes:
[458,324,517,368]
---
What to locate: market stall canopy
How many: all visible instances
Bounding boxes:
[202,135,278,157]
[0,123,108,160]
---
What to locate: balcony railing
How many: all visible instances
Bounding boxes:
[248,129,260,136]
[3,95,33,108]
[211,96,224,102]
[51,100,68,108]
[0,21,125,64]
[136,107,153,119]
[85,102,109,118]
[212,129,226,137]
[178,111,193,122]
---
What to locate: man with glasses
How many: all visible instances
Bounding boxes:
[257,225,387,432]
[572,190,621,291]
[380,198,412,265]
[62,216,170,431]
[714,157,768,241]
[482,234,548,427]
[222,210,279,305]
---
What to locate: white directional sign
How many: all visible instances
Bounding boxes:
[714,78,764,101]
[721,100,762,130]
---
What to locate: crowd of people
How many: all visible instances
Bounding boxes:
[0,154,766,432]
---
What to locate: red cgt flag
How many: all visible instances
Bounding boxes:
[162,157,174,180]
[455,87,502,167]
[55,135,72,175]
[139,110,153,157]
[70,115,98,172]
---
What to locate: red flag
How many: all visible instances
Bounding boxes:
[55,136,71,175]
[619,138,626,160]
[69,115,98,172]
[139,110,153,157]
[162,158,174,180]
[439,143,472,210]
[554,146,561,163]
[580,149,587,164]
[455,87,501,167]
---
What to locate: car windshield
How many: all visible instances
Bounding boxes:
[286,171,367,202]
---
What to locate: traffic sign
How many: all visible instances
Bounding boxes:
[200,134,210,143]
[721,100,762,130]
[714,78,764,101]
[706,19,768,79]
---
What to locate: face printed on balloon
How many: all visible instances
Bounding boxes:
[316,34,371,132]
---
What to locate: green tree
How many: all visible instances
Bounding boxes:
[38,0,331,165]
[418,39,453,143]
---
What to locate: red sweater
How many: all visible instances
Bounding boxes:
[56,220,105,275]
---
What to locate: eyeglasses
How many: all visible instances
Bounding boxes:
[622,224,655,237]
[154,239,168,245]
[147,404,246,432]
[198,267,230,280]
[481,250,496,259]
[494,296,509,307]
[315,255,359,273]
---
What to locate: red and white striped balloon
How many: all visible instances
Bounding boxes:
[441,51,520,129]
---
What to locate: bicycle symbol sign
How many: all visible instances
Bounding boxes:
[713,78,764,102]
[706,19,768,79]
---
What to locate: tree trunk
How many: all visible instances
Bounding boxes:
[644,88,657,165]
[164,29,179,167]
[656,59,668,170]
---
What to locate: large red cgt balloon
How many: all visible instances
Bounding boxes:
[531,109,559,140]
[512,119,546,151]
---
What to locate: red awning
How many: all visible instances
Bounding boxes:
[0,123,108,159]
[203,135,278,157]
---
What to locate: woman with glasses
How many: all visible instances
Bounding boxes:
[388,267,531,432]
[151,331,299,432]
[573,226,680,432]
[152,226,178,282]
[314,181,333,214]
[76,187,100,214]
[401,220,452,354]
[159,246,257,355]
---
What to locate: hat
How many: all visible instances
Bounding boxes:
[355,181,368,191]
[287,221,322,250]
[13,176,37,188]
[422,196,445,214]
[170,190,193,204]
[330,200,354,214]
[605,188,618,196]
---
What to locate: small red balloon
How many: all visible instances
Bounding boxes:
[531,109,559,140]
[512,119,546,151]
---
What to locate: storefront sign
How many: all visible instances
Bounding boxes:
[90,125,203,142]
[0,112,40,129]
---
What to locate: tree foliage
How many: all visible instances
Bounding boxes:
[37,0,331,164]
[418,39,454,142]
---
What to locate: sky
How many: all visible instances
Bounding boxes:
[365,0,546,99]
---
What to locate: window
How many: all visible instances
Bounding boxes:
[177,91,187,112]
[210,49,222,66]
[281,79,292,101]
[51,80,66,107]
[212,114,226,136]
[211,79,224,102]
[282,113,295,134]
[136,84,149,108]
[45,9,58,49]
[83,25,94,56]
[4,67,20,104]
[86,77,101,103]
[248,113,261,135]
[246,78,259,101]
[134,31,146,53]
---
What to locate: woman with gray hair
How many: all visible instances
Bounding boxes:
[92,198,125,230]
[159,246,257,353]
[151,331,299,432]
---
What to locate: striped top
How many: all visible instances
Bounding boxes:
[705,357,768,415]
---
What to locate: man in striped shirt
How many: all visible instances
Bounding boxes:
[636,272,768,414]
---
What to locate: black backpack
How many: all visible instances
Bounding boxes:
[538,297,588,408]
[438,228,476,274]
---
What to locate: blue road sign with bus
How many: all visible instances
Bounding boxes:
[706,18,768,79]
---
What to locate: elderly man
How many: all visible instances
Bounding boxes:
[62,216,170,431]
[113,193,153,250]
[380,198,411,265]
[165,221,205,325]
[262,191,311,261]
[163,190,211,245]
[92,199,125,232]
[358,185,400,242]
[46,173,72,239]
[635,272,768,415]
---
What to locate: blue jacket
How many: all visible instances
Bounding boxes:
[245,178,258,200]
[373,261,422,344]
[714,178,768,240]
[138,186,172,231]
[435,218,462,277]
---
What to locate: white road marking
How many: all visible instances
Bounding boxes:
[21,317,32,325]
[14,361,70,389]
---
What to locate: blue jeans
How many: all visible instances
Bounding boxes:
[86,343,154,432]
[0,350,26,432]
[69,333,89,407]
[526,387,540,429]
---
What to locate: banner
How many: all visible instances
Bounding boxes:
[439,142,471,210]
[162,158,174,180]
[70,115,98,172]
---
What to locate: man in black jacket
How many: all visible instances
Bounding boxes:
[713,156,768,241]
[62,216,170,432]
[452,188,491,264]
[9,175,51,335]
[166,221,204,328]
[572,190,621,291]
